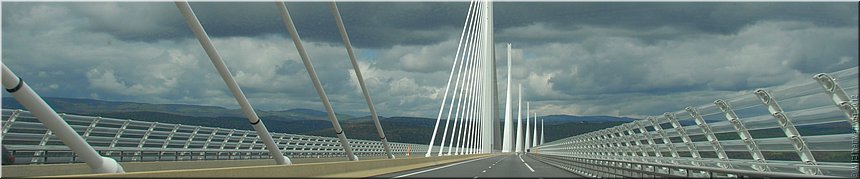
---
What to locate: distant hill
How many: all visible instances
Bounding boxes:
[539,114,636,124]
[2,97,354,122]
[2,97,636,144]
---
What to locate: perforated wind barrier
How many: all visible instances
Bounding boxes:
[532,67,859,178]
[1,110,433,165]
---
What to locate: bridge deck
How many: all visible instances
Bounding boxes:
[1,155,413,177]
[376,153,580,178]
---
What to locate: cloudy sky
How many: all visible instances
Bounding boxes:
[2,2,857,119]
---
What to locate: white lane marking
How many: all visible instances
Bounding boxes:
[392,157,489,178]
[494,157,505,164]
[523,162,536,172]
[482,170,486,173]
[519,154,535,172]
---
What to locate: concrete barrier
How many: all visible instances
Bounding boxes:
[40,154,490,178]
[3,155,401,177]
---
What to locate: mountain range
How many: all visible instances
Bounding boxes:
[2,97,635,144]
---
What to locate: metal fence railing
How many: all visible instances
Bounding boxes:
[2,109,433,165]
[532,67,859,178]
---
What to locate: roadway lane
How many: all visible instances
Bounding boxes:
[374,154,581,178]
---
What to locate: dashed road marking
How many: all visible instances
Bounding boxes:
[393,157,487,178]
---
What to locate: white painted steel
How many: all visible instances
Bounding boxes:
[275,1,355,161]
[175,2,290,165]
[515,84,524,153]
[533,67,859,177]
[328,1,394,159]
[2,64,124,173]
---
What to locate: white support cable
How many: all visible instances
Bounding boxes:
[452,57,476,155]
[467,45,482,155]
[425,0,478,158]
[474,14,486,153]
[515,84,524,153]
[327,1,394,159]
[275,1,357,161]
[2,64,124,173]
[463,3,484,154]
[453,5,482,154]
[447,13,481,155]
[469,20,479,154]
[176,2,290,165]
[470,29,486,154]
[438,1,478,156]
[473,0,484,154]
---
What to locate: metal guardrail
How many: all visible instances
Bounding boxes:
[533,67,859,178]
[1,109,433,165]
[528,154,843,178]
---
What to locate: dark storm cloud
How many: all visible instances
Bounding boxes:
[3,2,857,118]
[15,2,854,48]
[494,2,858,45]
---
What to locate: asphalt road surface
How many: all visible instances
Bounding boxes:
[374,154,581,178]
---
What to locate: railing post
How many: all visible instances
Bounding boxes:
[686,107,732,169]
[814,73,859,133]
[33,125,54,163]
[622,123,649,163]
[247,136,259,157]
[647,116,680,162]
[715,99,769,172]
[134,122,158,161]
[664,112,702,165]
[106,119,130,155]
[201,128,219,159]
[1,109,23,138]
[754,89,821,175]
[218,129,235,157]
[634,120,663,162]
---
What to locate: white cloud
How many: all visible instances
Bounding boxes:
[3,2,857,119]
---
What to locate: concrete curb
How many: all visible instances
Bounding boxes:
[41,154,490,178]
